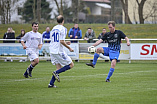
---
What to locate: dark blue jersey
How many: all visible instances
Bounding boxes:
[101,30,126,51]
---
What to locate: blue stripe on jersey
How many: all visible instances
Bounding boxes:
[51,29,60,33]
[108,44,121,51]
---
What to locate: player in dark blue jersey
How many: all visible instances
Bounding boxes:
[86,21,130,82]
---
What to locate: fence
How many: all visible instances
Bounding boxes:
[0,39,157,62]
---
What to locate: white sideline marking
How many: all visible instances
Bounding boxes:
[1,70,156,83]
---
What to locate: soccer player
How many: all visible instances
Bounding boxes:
[48,15,74,88]
[86,21,130,82]
[21,22,43,78]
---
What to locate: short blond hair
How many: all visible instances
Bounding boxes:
[108,21,115,27]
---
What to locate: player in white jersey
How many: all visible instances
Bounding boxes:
[48,15,74,88]
[21,22,43,78]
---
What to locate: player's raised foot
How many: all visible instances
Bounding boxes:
[23,74,29,78]
[52,71,60,82]
[86,63,95,68]
[48,84,57,88]
[106,79,111,82]
[27,69,32,77]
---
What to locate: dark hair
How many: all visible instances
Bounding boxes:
[32,22,38,26]
[21,29,25,36]
[108,21,115,27]
[88,28,92,30]
[103,28,106,30]
[21,29,25,33]
[57,15,64,23]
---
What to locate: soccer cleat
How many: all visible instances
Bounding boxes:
[48,84,57,88]
[23,74,29,78]
[86,63,95,68]
[106,79,111,82]
[52,71,60,82]
[27,69,32,77]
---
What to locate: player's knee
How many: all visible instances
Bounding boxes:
[96,48,102,53]
[69,62,74,68]
[34,59,39,65]
[111,60,116,68]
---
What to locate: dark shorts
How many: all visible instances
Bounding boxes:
[102,47,120,61]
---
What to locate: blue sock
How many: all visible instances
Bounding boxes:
[56,65,71,74]
[50,76,56,85]
[24,68,28,75]
[106,68,115,80]
[29,64,34,71]
[92,53,99,65]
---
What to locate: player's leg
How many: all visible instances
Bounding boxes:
[53,53,74,82]
[106,59,116,82]
[49,53,74,87]
[86,47,109,68]
[106,50,119,82]
[55,59,74,74]
[48,63,62,88]
[86,47,103,68]
[56,64,62,70]
[48,55,60,88]
[23,52,39,78]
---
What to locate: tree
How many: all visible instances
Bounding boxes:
[0,0,19,24]
[53,0,87,23]
[0,0,11,24]
[120,0,132,24]
[37,0,41,23]
[136,0,147,24]
[71,0,87,23]
[22,0,51,23]
[144,0,157,24]
[137,0,157,24]
[54,0,63,15]
[111,0,115,21]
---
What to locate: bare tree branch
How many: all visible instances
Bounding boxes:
[120,0,132,24]
[136,0,147,24]
[136,0,140,5]
[54,0,60,12]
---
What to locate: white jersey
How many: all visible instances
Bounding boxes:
[49,25,67,54]
[21,31,43,49]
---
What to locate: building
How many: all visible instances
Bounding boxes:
[82,0,123,23]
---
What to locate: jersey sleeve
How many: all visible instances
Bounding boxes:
[119,30,126,39]
[21,32,29,41]
[101,33,107,41]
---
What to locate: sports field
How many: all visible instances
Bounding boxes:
[0,60,157,104]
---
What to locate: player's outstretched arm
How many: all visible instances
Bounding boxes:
[21,41,27,49]
[60,40,74,52]
[125,37,130,46]
[92,39,103,47]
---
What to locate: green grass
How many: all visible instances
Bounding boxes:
[0,24,157,40]
[0,60,157,104]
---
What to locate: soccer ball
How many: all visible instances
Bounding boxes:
[88,46,96,53]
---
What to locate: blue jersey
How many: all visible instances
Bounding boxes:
[101,30,126,51]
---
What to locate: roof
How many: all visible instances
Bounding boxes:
[95,3,111,8]
[82,0,110,3]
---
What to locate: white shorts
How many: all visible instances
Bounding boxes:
[50,53,72,67]
[26,49,39,61]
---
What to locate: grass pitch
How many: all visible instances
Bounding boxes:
[0,60,157,104]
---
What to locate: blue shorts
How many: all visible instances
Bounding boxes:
[103,47,120,61]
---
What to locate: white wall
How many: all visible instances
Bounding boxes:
[123,0,157,24]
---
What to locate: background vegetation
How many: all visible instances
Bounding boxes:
[0,24,157,40]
